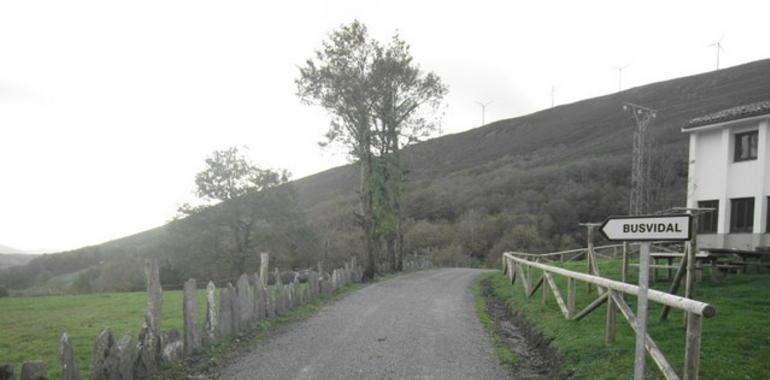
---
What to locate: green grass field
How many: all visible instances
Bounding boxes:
[0,283,331,379]
[0,289,209,379]
[483,258,770,379]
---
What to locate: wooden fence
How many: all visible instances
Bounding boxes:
[502,250,715,380]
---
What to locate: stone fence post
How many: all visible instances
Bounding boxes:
[60,333,80,380]
[183,279,200,354]
[205,281,218,344]
[260,253,269,288]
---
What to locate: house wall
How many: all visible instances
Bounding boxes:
[686,116,770,250]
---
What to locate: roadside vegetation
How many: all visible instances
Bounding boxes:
[483,259,770,379]
[470,277,519,372]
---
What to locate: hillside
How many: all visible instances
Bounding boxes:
[294,59,770,219]
[3,58,770,291]
[0,253,38,270]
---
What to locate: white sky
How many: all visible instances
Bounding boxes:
[2,0,769,253]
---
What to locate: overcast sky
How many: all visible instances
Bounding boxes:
[2,0,769,253]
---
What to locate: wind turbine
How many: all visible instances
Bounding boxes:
[476,101,493,125]
[551,85,556,107]
[615,64,630,92]
[708,35,726,70]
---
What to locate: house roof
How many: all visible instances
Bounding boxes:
[684,100,770,130]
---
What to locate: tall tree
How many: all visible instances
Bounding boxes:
[177,146,290,277]
[297,21,446,277]
[296,21,380,278]
[369,34,447,270]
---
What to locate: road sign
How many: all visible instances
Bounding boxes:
[599,214,692,242]
[597,213,693,379]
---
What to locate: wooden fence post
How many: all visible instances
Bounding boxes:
[509,260,516,285]
[605,290,617,344]
[684,241,696,329]
[502,256,507,274]
[587,248,593,293]
[622,242,629,284]
[527,265,533,292]
[683,312,703,380]
[567,277,575,319]
[582,224,597,293]
[634,242,652,380]
[516,263,529,294]
[542,274,549,305]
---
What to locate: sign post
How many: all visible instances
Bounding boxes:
[634,241,651,379]
[599,214,692,380]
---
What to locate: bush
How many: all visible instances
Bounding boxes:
[0,286,9,297]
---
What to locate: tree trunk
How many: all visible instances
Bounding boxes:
[391,141,404,272]
[360,150,378,280]
[386,234,397,272]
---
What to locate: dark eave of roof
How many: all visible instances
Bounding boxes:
[685,100,770,130]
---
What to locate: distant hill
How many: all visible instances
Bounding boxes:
[4,58,770,290]
[0,253,38,270]
[0,243,27,254]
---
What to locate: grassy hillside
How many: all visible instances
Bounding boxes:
[294,58,770,219]
[3,59,770,289]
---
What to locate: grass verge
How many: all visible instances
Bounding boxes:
[471,273,519,372]
[487,259,770,379]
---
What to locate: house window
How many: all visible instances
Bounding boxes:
[697,200,719,234]
[734,130,758,162]
[730,197,754,233]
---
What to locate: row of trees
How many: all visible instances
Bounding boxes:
[296,20,447,278]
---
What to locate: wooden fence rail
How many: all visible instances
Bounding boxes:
[502,252,715,380]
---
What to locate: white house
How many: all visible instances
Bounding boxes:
[684,100,770,250]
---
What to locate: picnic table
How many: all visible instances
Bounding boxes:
[701,247,770,272]
[647,252,726,282]
[642,248,770,282]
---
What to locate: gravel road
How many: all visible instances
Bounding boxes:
[219,268,510,380]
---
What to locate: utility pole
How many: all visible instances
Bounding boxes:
[623,102,657,216]
[476,101,493,126]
